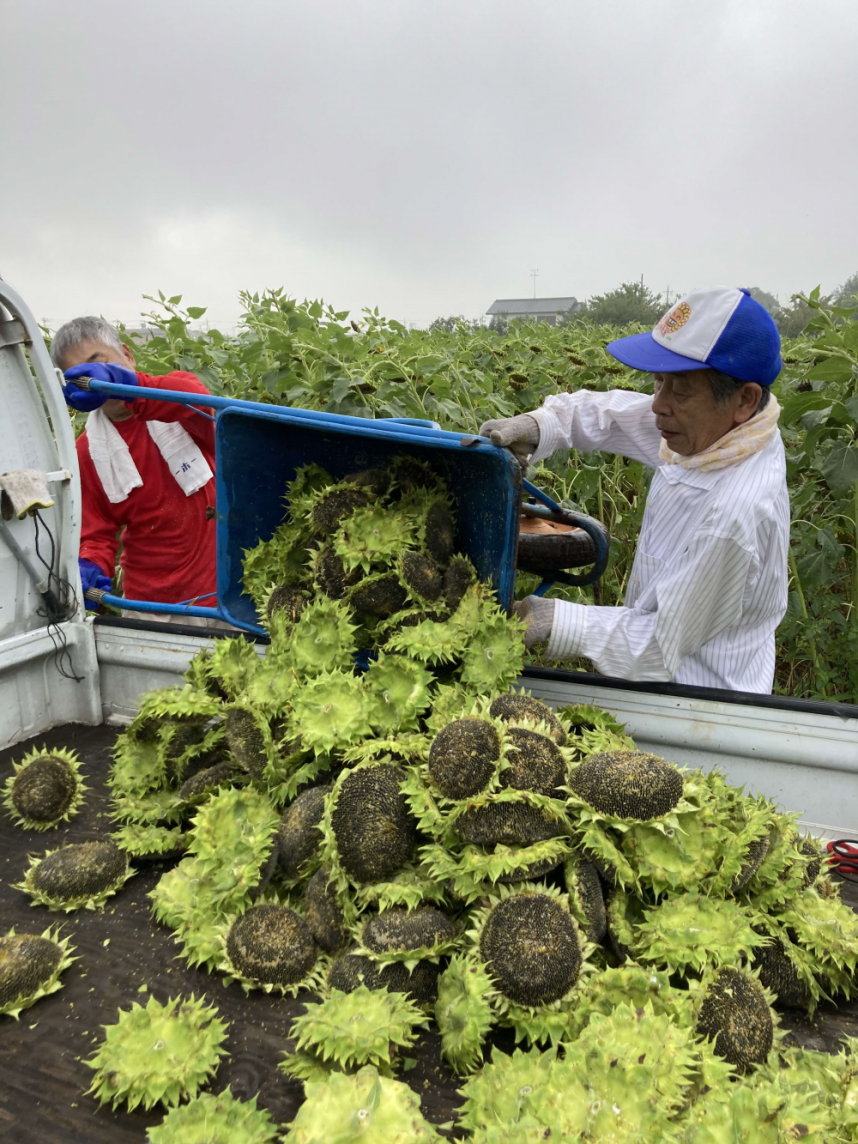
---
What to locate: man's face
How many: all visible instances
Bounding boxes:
[60,338,136,422]
[650,370,760,456]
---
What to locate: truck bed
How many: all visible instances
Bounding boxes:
[1,723,856,1143]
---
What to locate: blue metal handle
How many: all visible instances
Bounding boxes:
[521,480,563,513]
[92,591,267,635]
[520,478,610,591]
[85,380,448,439]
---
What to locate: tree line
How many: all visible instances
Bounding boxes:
[430,273,858,336]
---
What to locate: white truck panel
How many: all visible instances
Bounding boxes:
[0,281,101,748]
[92,623,858,840]
[524,674,858,840]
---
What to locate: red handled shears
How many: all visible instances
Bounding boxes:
[826,840,858,882]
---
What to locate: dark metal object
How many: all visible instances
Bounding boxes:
[0,517,65,621]
[516,479,610,589]
[827,840,858,882]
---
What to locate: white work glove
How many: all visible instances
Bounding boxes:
[512,595,555,649]
[479,414,540,467]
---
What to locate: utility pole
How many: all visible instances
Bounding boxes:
[530,269,540,299]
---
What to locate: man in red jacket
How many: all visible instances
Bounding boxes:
[51,316,218,624]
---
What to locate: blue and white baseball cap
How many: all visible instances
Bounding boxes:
[607,287,782,385]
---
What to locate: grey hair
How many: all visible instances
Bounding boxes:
[50,316,123,369]
[708,368,771,414]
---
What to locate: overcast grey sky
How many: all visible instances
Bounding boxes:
[4,0,857,329]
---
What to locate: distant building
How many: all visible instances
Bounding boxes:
[123,323,212,342]
[122,325,159,343]
[486,297,580,326]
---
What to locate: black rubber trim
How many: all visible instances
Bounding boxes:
[522,665,858,722]
[93,614,269,643]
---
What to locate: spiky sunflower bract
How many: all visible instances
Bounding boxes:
[752,916,832,1014]
[435,954,496,1074]
[287,672,375,755]
[565,962,687,1039]
[334,501,418,574]
[86,993,229,1111]
[0,926,77,1018]
[150,786,279,969]
[108,731,167,802]
[219,903,322,996]
[281,985,427,1080]
[761,884,858,1003]
[187,786,279,894]
[320,762,418,903]
[287,596,359,677]
[354,864,447,912]
[3,745,87,832]
[460,1003,704,1144]
[283,1065,442,1143]
[454,585,528,692]
[146,1087,278,1144]
[840,1036,858,1140]
[740,815,818,910]
[772,885,858,976]
[364,653,434,734]
[629,890,765,976]
[675,1076,832,1143]
[565,755,764,898]
[111,788,184,828]
[465,882,591,1046]
[242,517,315,607]
[556,701,635,755]
[200,637,261,700]
[354,905,462,969]
[112,822,186,860]
[16,839,133,912]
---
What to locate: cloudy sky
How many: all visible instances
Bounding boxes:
[4,0,857,330]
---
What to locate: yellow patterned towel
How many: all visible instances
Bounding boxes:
[659,396,781,472]
[0,470,55,519]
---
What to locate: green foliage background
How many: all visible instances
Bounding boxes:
[98,287,858,702]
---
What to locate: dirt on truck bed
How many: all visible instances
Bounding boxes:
[0,723,856,1143]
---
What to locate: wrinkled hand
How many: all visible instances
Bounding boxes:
[512,595,555,649]
[478,413,540,466]
[63,361,138,411]
[78,557,111,610]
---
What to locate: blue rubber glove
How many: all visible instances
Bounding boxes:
[61,379,108,412]
[63,361,139,411]
[79,557,111,610]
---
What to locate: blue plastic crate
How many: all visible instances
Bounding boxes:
[214,406,523,630]
[79,382,606,633]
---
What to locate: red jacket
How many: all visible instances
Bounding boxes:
[77,371,217,606]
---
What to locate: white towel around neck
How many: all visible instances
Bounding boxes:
[86,408,214,504]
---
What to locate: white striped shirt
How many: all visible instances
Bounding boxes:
[529,390,790,693]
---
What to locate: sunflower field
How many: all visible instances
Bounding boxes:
[109,287,858,703]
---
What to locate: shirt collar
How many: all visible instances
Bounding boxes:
[656,463,725,489]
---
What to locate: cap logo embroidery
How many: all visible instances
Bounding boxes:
[657,301,692,339]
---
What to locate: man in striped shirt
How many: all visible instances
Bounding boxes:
[481,286,789,694]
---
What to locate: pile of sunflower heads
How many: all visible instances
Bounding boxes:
[91,453,858,1142]
[107,667,858,1142]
